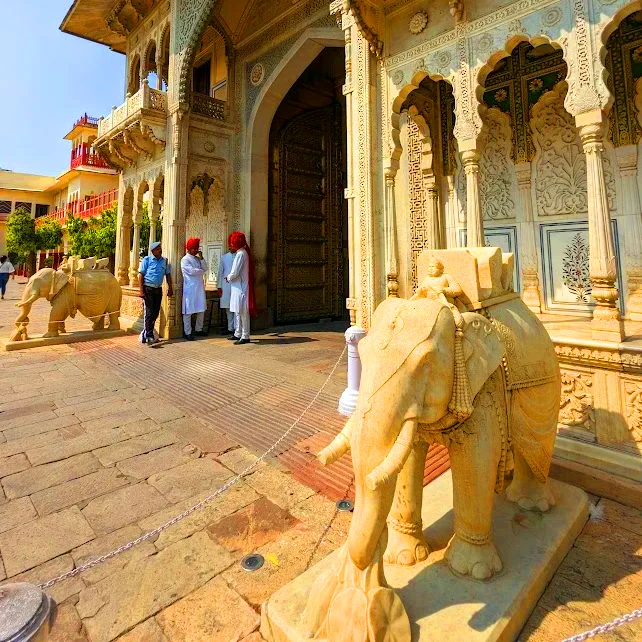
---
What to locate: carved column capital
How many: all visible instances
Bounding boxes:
[462,149,481,174]
[514,162,532,188]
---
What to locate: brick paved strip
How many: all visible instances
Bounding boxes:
[0,497,37,534]
[116,444,196,480]
[78,532,234,642]
[1,410,59,432]
[0,401,56,422]
[0,506,95,576]
[163,418,238,455]
[0,431,63,460]
[1,554,84,605]
[31,468,132,517]
[26,429,130,466]
[0,453,30,478]
[2,452,101,499]
[93,431,179,466]
[3,414,81,442]
[82,483,169,535]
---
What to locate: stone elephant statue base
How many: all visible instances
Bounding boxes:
[303,295,561,642]
[9,265,122,342]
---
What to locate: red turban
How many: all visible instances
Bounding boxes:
[185,237,200,251]
[228,231,257,318]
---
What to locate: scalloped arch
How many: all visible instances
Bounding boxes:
[177,0,235,105]
[390,72,452,167]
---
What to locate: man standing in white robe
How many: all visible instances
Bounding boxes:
[217,237,236,336]
[181,237,208,341]
[226,231,254,345]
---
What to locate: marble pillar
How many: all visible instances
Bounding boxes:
[425,179,441,250]
[445,175,458,249]
[115,181,132,286]
[576,110,624,342]
[462,149,484,247]
[515,162,542,314]
[615,144,642,320]
[385,168,399,298]
[129,196,143,287]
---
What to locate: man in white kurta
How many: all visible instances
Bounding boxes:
[217,242,236,335]
[181,237,208,340]
[226,241,250,343]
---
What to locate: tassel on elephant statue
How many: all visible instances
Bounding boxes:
[9,262,122,342]
[303,284,560,641]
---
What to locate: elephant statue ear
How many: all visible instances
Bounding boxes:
[50,271,70,299]
[461,312,505,400]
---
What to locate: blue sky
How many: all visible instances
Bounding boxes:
[0,1,125,176]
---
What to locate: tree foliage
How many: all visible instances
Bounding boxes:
[5,207,36,263]
[66,205,118,259]
[35,219,63,252]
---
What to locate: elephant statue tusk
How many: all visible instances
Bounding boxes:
[317,415,354,466]
[366,418,417,491]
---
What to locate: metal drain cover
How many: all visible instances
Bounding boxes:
[240,553,265,572]
[336,500,354,512]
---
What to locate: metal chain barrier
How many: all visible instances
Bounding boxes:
[39,344,347,589]
[559,606,642,641]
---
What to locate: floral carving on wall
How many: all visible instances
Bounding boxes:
[562,232,591,302]
[206,179,226,242]
[409,11,428,35]
[479,108,517,220]
[559,371,595,431]
[623,381,642,443]
[187,184,207,243]
[531,82,616,217]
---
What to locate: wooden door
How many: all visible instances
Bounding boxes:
[271,106,344,324]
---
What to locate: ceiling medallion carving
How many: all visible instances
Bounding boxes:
[250,63,265,87]
[105,0,155,37]
[409,11,429,35]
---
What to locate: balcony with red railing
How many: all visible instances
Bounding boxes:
[36,188,118,227]
[73,113,100,129]
[70,143,113,170]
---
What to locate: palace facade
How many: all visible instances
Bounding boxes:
[61,0,642,485]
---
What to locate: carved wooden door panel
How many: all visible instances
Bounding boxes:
[271,106,344,324]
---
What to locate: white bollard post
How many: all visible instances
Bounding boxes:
[338,326,366,417]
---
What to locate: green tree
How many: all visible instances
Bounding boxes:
[66,205,118,262]
[6,207,37,272]
[35,220,63,252]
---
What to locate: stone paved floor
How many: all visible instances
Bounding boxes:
[0,278,641,642]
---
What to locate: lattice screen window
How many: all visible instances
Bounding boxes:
[14,202,32,213]
[407,118,425,290]
[0,201,11,214]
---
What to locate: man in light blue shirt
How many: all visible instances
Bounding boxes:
[138,242,173,345]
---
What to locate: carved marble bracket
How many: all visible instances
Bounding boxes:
[330,0,383,59]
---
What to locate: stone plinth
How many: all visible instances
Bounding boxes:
[2,329,126,352]
[261,471,588,642]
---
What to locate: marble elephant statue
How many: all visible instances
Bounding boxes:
[10,266,122,341]
[302,294,560,641]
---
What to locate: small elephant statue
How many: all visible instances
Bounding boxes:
[11,266,122,341]
[303,294,561,641]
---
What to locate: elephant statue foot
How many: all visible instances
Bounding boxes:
[92,315,106,331]
[383,524,429,566]
[303,540,411,642]
[445,534,503,581]
[505,450,556,513]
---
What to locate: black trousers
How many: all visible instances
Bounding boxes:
[143,286,163,339]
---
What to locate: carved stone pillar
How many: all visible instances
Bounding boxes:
[115,179,132,286]
[615,144,642,320]
[147,178,161,253]
[425,179,441,250]
[444,175,457,248]
[514,162,542,313]
[335,4,376,328]
[384,167,399,297]
[576,110,624,341]
[462,148,484,247]
[129,197,143,288]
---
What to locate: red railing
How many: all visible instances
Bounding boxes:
[70,143,112,170]
[37,188,118,226]
[73,113,99,129]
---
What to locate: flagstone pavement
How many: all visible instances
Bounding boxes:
[0,277,640,642]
